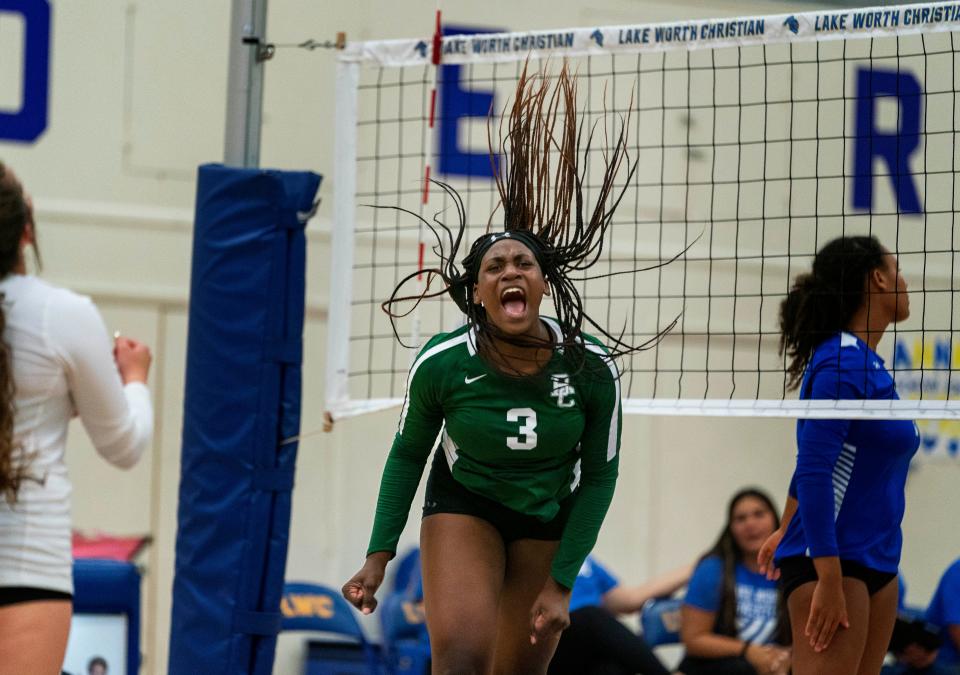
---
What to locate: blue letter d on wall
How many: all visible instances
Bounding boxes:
[0,0,51,143]
[852,67,923,214]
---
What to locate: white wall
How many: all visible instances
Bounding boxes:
[1,2,958,675]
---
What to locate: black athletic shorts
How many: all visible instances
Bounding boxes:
[778,555,897,601]
[0,586,72,607]
[422,450,575,543]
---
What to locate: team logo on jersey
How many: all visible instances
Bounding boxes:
[550,374,576,408]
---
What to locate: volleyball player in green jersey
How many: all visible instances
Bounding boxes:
[343,65,666,674]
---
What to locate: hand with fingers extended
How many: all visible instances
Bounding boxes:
[529,577,571,645]
[805,576,850,652]
[342,551,391,615]
[757,528,784,581]
[745,643,791,675]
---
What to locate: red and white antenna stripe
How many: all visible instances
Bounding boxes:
[418,9,442,279]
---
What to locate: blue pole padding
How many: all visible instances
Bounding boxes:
[169,164,321,675]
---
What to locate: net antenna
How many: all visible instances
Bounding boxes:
[326,2,960,421]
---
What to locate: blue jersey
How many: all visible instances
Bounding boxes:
[683,556,780,644]
[569,556,619,612]
[927,558,960,667]
[776,332,920,572]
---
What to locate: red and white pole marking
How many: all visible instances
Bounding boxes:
[418,9,442,279]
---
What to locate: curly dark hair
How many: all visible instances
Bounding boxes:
[779,235,887,390]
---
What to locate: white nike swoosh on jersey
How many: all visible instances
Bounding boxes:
[464,374,487,384]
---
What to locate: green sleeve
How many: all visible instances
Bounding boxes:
[550,356,621,588]
[366,344,445,557]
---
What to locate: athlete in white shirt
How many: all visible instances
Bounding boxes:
[0,164,153,675]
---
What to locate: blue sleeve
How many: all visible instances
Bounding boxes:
[684,557,723,612]
[939,562,960,625]
[591,558,619,596]
[788,472,797,499]
[794,362,861,559]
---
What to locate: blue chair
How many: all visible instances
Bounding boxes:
[71,559,141,675]
[379,591,430,675]
[281,581,383,675]
[380,550,430,675]
[640,597,683,647]
[391,548,421,594]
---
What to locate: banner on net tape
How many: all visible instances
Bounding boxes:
[339,2,960,67]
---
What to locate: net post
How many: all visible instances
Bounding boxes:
[224,0,268,168]
[324,59,360,418]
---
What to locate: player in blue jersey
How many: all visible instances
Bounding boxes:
[757,235,919,675]
[679,488,791,675]
[342,65,670,675]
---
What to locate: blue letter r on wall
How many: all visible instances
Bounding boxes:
[852,67,923,214]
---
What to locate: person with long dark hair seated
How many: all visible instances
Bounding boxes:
[679,488,791,675]
[341,65,672,675]
[758,235,918,675]
[0,164,153,674]
[882,612,950,675]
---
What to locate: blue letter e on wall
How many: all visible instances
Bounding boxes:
[438,25,501,179]
[852,67,923,214]
[0,0,51,143]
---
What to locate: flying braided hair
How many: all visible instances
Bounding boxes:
[381,62,682,374]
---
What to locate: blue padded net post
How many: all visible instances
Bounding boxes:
[169,164,321,675]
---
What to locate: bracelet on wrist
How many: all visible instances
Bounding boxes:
[739,641,751,658]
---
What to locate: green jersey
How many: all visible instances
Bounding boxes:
[367,317,621,588]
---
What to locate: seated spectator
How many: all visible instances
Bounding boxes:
[679,488,791,675]
[882,613,950,675]
[548,556,691,675]
[927,557,960,672]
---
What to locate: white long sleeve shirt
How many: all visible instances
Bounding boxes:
[0,275,153,593]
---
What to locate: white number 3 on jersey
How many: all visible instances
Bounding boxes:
[506,408,538,450]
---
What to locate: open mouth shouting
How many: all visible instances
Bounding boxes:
[472,239,547,335]
[500,286,527,319]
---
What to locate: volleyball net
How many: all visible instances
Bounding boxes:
[326,2,960,420]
